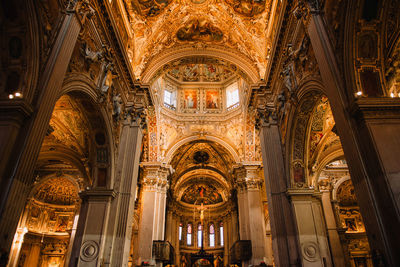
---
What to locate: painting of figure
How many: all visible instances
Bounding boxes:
[183,64,200,81]
[177,18,223,42]
[225,0,266,16]
[184,90,198,109]
[204,64,220,81]
[206,90,219,109]
[132,0,173,17]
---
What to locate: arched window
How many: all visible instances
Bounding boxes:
[220,222,224,246]
[187,223,192,246]
[209,223,215,247]
[179,223,183,241]
[197,223,203,247]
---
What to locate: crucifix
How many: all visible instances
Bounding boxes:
[196,202,208,226]
[196,202,208,250]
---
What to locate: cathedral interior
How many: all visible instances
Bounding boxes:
[0,0,400,266]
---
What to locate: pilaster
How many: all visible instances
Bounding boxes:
[257,106,300,266]
[137,163,170,265]
[0,4,82,257]
[235,164,268,266]
[69,189,116,267]
[304,1,400,265]
[107,109,145,266]
[287,189,332,267]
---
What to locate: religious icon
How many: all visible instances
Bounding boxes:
[184,90,197,109]
[206,90,219,109]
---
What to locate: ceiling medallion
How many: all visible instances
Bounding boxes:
[225,0,266,16]
[177,18,223,42]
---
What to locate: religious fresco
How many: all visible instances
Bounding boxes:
[203,64,220,82]
[131,0,173,18]
[205,90,220,109]
[159,56,244,83]
[224,0,266,16]
[183,64,200,81]
[183,90,198,109]
[180,184,223,205]
[177,18,223,42]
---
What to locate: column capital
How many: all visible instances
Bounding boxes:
[141,163,170,192]
[256,105,278,128]
[234,164,263,191]
[123,105,147,129]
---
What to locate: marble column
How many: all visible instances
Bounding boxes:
[258,112,300,266]
[108,112,144,266]
[137,164,169,265]
[287,189,332,267]
[0,4,82,256]
[68,189,116,267]
[319,185,346,267]
[305,2,400,265]
[235,164,268,266]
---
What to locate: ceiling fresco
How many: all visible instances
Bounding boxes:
[130,0,173,18]
[155,56,243,83]
[176,18,223,42]
[43,95,92,158]
[180,183,223,205]
[224,0,267,16]
[169,141,236,183]
[123,0,273,78]
[32,177,79,206]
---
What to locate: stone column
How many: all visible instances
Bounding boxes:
[257,111,300,266]
[0,3,83,256]
[287,189,332,267]
[235,164,268,266]
[319,183,346,267]
[108,111,144,266]
[223,216,229,266]
[68,189,116,267]
[305,2,400,265]
[137,164,169,265]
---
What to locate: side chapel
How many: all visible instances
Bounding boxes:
[1,0,400,267]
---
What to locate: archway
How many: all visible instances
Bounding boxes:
[7,91,111,266]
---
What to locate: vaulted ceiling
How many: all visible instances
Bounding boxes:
[122,0,274,78]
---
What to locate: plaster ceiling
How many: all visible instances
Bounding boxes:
[123,0,273,78]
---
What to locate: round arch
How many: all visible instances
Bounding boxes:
[140,45,260,84]
[164,135,240,164]
[53,74,116,188]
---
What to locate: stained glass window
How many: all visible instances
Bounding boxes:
[197,224,203,247]
[187,223,192,246]
[209,223,215,247]
[220,222,224,246]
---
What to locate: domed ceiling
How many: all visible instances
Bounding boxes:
[32,177,79,206]
[123,0,274,78]
[170,140,236,185]
[154,56,246,84]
